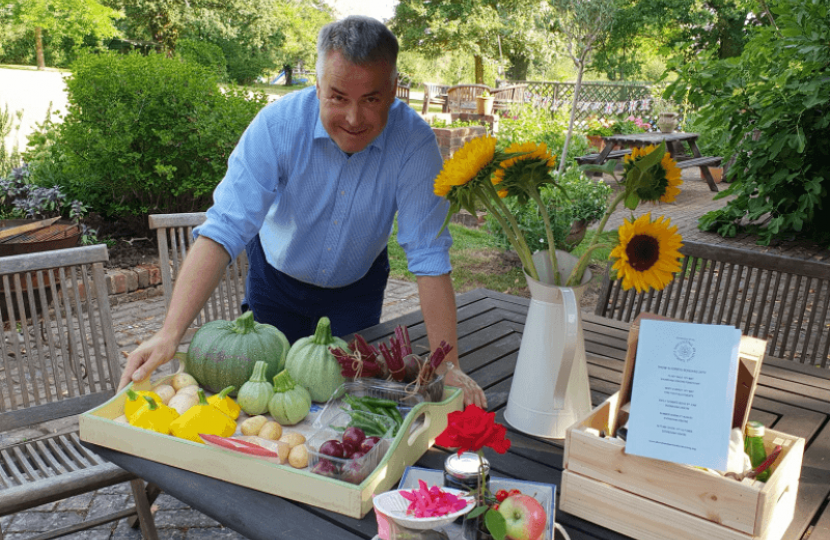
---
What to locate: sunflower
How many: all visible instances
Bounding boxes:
[492,142,557,196]
[610,213,683,293]
[623,145,682,204]
[433,136,497,197]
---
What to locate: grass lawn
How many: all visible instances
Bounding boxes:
[388,218,618,297]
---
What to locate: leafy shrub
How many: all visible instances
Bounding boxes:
[666,0,830,244]
[498,105,591,163]
[176,39,228,81]
[486,167,612,253]
[24,52,268,231]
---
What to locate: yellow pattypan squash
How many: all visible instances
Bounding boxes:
[170,389,237,443]
[124,388,162,419]
[129,396,179,434]
[206,385,241,420]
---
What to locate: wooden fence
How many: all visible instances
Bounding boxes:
[497,79,657,123]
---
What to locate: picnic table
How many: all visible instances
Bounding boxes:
[82,289,830,540]
[577,132,723,192]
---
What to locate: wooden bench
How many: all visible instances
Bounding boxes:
[593,239,830,368]
[396,82,411,105]
[575,148,632,166]
[675,155,722,169]
[421,82,449,114]
[0,245,159,539]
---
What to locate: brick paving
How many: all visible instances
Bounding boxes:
[7,168,830,539]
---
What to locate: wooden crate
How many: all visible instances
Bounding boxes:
[560,315,805,540]
[80,377,463,519]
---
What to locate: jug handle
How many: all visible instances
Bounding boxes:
[552,287,579,408]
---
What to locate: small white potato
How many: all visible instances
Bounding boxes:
[288,444,308,469]
[258,421,283,441]
[240,416,269,436]
[278,432,306,449]
[151,384,175,405]
[170,373,199,391]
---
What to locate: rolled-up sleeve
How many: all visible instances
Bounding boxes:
[194,107,282,261]
[395,133,453,276]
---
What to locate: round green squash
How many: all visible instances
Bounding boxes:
[185,311,289,396]
[285,316,348,403]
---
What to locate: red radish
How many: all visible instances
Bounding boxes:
[319,439,344,459]
[310,459,338,478]
[342,426,366,447]
[360,436,381,453]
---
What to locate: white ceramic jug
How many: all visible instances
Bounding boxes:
[504,251,593,439]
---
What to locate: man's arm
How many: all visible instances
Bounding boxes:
[417,274,487,408]
[118,236,231,390]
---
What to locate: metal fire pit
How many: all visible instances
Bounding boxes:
[0,219,82,257]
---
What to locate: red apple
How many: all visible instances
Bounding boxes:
[497,494,547,540]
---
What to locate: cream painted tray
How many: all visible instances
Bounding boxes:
[79,375,463,519]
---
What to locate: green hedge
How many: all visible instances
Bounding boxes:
[26,52,268,227]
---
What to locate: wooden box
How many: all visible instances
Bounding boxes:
[560,314,805,540]
[80,376,463,519]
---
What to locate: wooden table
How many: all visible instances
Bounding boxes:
[83,289,830,540]
[592,132,723,192]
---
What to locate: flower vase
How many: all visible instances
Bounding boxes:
[504,250,593,439]
[476,96,495,115]
[657,112,679,133]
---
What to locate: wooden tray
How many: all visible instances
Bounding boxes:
[79,376,463,518]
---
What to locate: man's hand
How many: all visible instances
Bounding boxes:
[444,363,487,409]
[118,331,180,390]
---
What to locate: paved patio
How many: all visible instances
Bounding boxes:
[5,168,830,538]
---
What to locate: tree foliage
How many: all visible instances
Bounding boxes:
[10,0,121,68]
[666,0,830,245]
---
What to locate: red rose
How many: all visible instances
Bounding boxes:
[435,404,512,455]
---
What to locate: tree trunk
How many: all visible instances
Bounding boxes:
[474,55,484,84]
[506,53,530,81]
[35,27,45,70]
[558,59,586,174]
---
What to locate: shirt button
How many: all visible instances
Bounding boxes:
[334,220,338,225]
[327,247,331,251]
[341,191,345,195]
[322,269,326,274]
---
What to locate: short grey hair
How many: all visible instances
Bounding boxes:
[316,16,398,84]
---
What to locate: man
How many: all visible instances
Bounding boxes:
[120,16,486,408]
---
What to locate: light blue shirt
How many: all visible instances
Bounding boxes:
[194,87,452,288]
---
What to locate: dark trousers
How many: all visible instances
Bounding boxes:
[242,234,389,344]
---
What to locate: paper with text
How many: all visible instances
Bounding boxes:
[625,319,741,470]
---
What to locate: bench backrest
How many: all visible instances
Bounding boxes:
[148,213,248,330]
[595,240,830,367]
[447,84,492,113]
[491,84,527,105]
[0,245,120,431]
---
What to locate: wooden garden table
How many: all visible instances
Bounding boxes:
[83,289,830,540]
[592,132,723,192]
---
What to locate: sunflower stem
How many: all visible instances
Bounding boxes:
[566,190,626,287]
[480,182,539,280]
[526,187,560,286]
[479,195,539,281]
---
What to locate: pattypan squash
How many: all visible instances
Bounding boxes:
[207,385,241,420]
[170,389,237,443]
[129,396,179,434]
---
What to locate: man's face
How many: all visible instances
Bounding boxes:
[316,50,396,154]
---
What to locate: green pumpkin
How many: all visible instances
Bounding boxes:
[186,311,289,396]
[268,370,312,425]
[236,361,274,415]
[285,316,348,403]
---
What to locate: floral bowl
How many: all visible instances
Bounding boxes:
[373,487,475,530]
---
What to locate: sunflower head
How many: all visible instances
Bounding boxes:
[492,142,557,199]
[622,143,682,208]
[434,136,498,199]
[609,213,684,293]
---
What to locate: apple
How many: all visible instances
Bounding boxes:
[497,494,547,540]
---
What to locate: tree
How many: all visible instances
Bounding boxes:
[11,0,121,69]
[666,0,830,245]
[548,0,617,173]
[391,0,534,84]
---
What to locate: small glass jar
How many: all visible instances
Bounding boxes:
[444,452,490,493]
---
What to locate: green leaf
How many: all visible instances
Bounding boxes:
[624,190,640,211]
[484,509,507,540]
[466,505,489,519]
